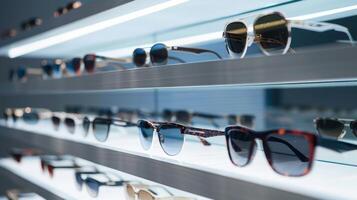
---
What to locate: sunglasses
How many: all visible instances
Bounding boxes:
[40,156,81,177]
[81,54,130,74]
[10,148,42,163]
[137,120,218,156]
[314,118,357,139]
[132,43,222,67]
[82,172,126,197]
[126,183,194,200]
[223,12,353,58]
[82,117,137,142]
[51,113,81,134]
[21,17,42,31]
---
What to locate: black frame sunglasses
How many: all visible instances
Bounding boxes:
[132,43,222,67]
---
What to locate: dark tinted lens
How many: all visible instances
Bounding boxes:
[42,64,53,76]
[85,178,99,197]
[137,120,154,150]
[265,132,313,176]
[17,67,27,80]
[225,22,247,55]
[75,173,83,190]
[150,43,168,64]
[350,121,357,137]
[71,58,82,73]
[240,115,255,128]
[65,118,76,134]
[254,13,289,54]
[162,109,173,121]
[133,48,147,67]
[23,112,40,124]
[82,117,90,136]
[158,125,184,156]
[226,128,255,166]
[315,119,344,138]
[175,111,191,124]
[93,118,110,142]
[51,116,61,130]
[83,54,96,73]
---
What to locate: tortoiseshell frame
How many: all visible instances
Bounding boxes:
[224,126,317,177]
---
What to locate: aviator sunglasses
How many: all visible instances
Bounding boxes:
[132,43,222,67]
[223,12,353,58]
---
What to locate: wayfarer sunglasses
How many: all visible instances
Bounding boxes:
[132,43,222,67]
[82,117,137,142]
[314,118,357,139]
[223,12,353,58]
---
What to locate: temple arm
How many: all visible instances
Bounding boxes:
[318,137,357,153]
[96,55,131,63]
[170,46,222,59]
[182,126,225,138]
[112,119,137,127]
[289,20,354,45]
[268,136,309,162]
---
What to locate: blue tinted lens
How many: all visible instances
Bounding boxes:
[133,48,147,67]
[138,120,154,150]
[23,112,39,124]
[158,126,184,156]
[93,119,110,142]
[75,173,83,190]
[17,67,26,79]
[150,43,168,64]
[85,178,99,197]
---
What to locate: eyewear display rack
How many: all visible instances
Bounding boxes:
[1,46,357,200]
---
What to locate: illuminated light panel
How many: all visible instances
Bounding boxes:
[8,0,189,58]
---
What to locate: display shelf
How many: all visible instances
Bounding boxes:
[0,167,64,200]
[0,126,314,200]
[1,46,357,95]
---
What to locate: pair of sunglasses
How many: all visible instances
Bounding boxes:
[51,113,81,134]
[314,118,357,139]
[21,17,42,31]
[132,43,222,67]
[75,169,126,197]
[40,155,81,177]
[82,117,137,142]
[126,183,194,200]
[70,54,130,75]
[137,120,217,156]
[223,12,353,58]
[10,148,42,163]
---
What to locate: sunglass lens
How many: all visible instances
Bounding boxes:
[75,173,83,190]
[175,110,191,124]
[315,118,344,139]
[226,128,255,166]
[225,22,247,56]
[126,185,136,200]
[254,13,289,55]
[83,54,96,73]
[265,131,314,176]
[23,112,40,124]
[133,48,147,67]
[64,118,76,134]
[42,64,53,77]
[137,120,154,150]
[157,124,184,156]
[92,118,110,142]
[51,116,61,130]
[138,190,154,200]
[82,117,90,136]
[150,43,168,64]
[70,57,82,74]
[350,121,357,137]
[17,67,27,80]
[85,178,99,197]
